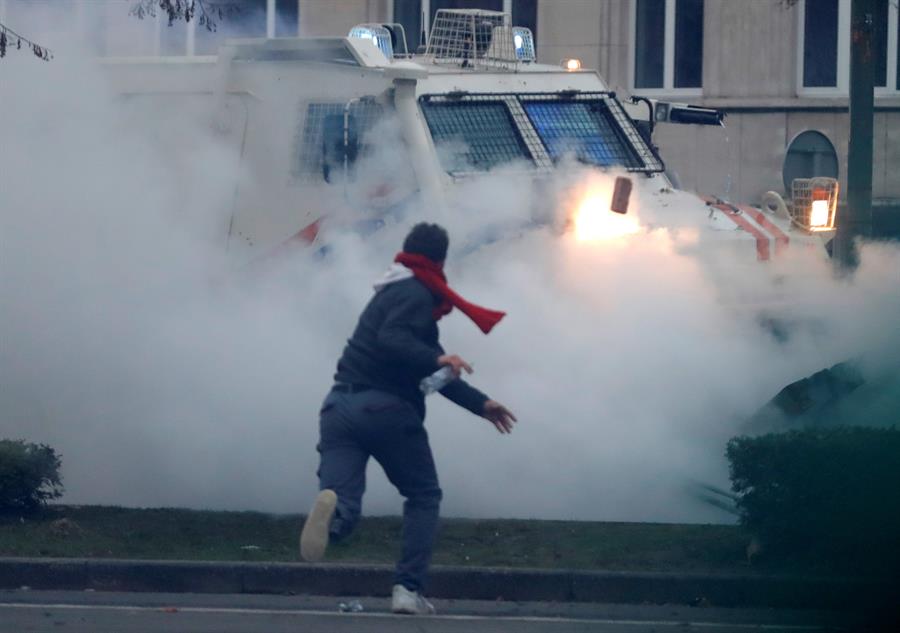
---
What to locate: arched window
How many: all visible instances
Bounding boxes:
[782,130,839,192]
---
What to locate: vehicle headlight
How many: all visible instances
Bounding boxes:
[790,177,838,231]
[809,199,830,228]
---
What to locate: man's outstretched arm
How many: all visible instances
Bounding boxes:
[481,399,517,434]
[440,380,517,434]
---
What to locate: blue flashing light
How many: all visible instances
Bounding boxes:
[349,25,394,59]
[512,27,535,61]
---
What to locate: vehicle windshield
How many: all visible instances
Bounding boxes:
[420,99,533,172]
[419,92,663,175]
[522,100,641,168]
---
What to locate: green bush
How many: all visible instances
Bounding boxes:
[727,426,900,571]
[0,439,63,510]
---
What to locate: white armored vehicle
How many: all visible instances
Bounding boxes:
[102,8,837,270]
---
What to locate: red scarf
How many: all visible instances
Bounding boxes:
[394,252,506,334]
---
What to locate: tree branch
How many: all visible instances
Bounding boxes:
[0,21,53,61]
[130,0,242,33]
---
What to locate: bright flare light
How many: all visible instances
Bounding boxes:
[564,58,582,71]
[810,199,830,228]
[573,194,640,242]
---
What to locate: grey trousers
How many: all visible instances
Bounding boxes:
[316,388,442,592]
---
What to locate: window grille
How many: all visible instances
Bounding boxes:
[419,92,664,174]
[522,101,642,169]
[420,98,534,172]
[522,94,663,172]
[293,101,383,181]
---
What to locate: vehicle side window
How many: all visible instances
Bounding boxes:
[293,102,382,182]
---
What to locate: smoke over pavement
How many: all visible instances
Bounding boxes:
[2,11,899,524]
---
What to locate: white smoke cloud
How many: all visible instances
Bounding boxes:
[2,4,899,524]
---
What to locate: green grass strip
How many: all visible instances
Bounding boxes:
[0,505,768,573]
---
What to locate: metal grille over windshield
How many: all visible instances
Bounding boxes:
[420,100,533,172]
[523,101,641,168]
[419,92,663,175]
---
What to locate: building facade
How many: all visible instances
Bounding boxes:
[3,0,897,226]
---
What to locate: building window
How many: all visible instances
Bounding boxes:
[160,17,189,56]
[635,0,664,88]
[633,0,704,92]
[799,0,899,94]
[673,0,703,88]
[511,0,537,48]
[430,0,503,27]
[782,131,839,192]
[275,0,299,37]
[802,0,840,87]
[394,0,425,52]
[154,0,296,56]
[195,0,267,55]
[873,0,888,86]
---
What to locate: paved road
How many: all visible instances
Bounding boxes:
[0,590,860,632]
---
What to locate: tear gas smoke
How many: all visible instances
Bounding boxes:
[2,5,899,523]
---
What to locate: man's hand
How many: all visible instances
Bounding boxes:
[482,400,517,434]
[437,354,473,378]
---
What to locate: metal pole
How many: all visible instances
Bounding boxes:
[835,0,875,269]
[267,0,276,38]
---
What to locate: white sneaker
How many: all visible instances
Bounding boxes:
[391,584,436,615]
[299,489,337,562]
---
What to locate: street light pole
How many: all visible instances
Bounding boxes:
[835,0,875,269]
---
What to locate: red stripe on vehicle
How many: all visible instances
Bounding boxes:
[247,218,323,270]
[738,205,790,256]
[274,218,322,252]
[713,204,770,261]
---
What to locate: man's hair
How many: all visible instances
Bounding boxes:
[402,223,449,263]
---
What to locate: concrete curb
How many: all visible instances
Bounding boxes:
[0,557,889,610]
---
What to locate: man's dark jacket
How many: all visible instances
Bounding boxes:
[334,277,488,419]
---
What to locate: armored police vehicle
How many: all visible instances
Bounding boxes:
[101,8,837,270]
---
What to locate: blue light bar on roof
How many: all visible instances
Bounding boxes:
[348,24,394,59]
[512,27,535,61]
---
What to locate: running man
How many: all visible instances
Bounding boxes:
[300,222,516,615]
